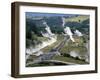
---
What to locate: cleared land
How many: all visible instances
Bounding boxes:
[65,15,89,22]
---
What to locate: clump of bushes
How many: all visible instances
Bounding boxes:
[61,53,86,62]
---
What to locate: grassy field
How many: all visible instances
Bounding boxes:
[65,15,89,23]
[37,36,49,41]
[60,36,87,54]
[52,55,88,64]
[40,35,64,53]
[26,35,64,65]
[26,34,89,67]
[52,35,88,64]
[26,61,54,67]
[26,55,38,64]
[26,53,88,67]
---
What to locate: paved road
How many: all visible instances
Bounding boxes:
[26,36,71,66]
[55,36,69,51]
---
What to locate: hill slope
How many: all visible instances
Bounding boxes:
[65,15,89,23]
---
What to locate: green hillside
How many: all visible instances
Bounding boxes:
[65,15,89,23]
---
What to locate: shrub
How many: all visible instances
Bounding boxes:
[75,56,80,60]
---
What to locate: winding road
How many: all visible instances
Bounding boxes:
[26,35,75,66]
